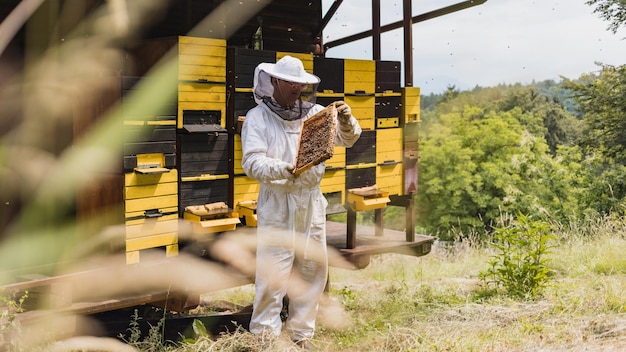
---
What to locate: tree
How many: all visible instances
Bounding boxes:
[586,0,626,33]
[415,87,584,240]
[564,65,626,163]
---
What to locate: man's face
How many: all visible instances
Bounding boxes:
[272,78,306,108]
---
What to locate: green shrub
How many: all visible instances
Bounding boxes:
[479,213,555,300]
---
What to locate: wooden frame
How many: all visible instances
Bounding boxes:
[293,103,337,175]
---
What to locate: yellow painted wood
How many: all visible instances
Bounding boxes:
[125,182,178,200]
[177,37,226,81]
[377,152,402,164]
[126,232,178,252]
[125,194,178,213]
[183,213,240,234]
[237,201,258,227]
[356,117,374,130]
[126,219,179,239]
[125,169,177,187]
[376,128,403,164]
[321,169,345,195]
[178,39,226,58]
[345,59,375,72]
[345,95,375,129]
[181,174,229,182]
[179,82,226,94]
[326,146,346,168]
[344,59,375,94]
[376,118,399,128]
[146,120,176,126]
[179,65,226,82]
[178,88,226,103]
[377,163,403,196]
[178,53,226,66]
[347,191,390,211]
[136,153,165,168]
[345,95,374,109]
[316,92,344,98]
[178,43,226,58]
[125,213,178,226]
[376,128,402,151]
[233,175,260,206]
[345,96,374,115]
[178,36,226,47]
[376,91,402,97]
[126,251,140,264]
[166,244,178,257]
[402,87,421,122]
[345,163,377,170]
[124,121,145,126]
[234,134,244,175]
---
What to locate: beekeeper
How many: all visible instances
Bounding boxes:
[241,55,361,347]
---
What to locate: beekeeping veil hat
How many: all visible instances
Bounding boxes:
[253,55,320,120]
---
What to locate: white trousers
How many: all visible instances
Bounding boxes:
[249,185,329,341]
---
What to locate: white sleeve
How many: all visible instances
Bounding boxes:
[335,115,362,148]
[241,109,293,183]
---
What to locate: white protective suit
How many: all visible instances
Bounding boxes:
[241,56,362,342]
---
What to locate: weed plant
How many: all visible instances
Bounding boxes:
[479,213,556,300]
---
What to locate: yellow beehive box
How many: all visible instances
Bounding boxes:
[233,175,260,208]
[237,200,258,227]
[124,169,178,217]
[402,87,421,123]
[321,168,346,197]
[124,168,179,263]
[344,59,375,94]
[376,163,403,196]
[183,211,240,235]
[325,145,346,169]
[345,95,375,130]
[376,128,403,164]
[347,187,390,211]
[178,36,226,82]
[178,82,226,128]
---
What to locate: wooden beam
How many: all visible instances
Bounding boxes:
[323,0,488,50]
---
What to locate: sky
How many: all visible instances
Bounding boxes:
[321,0,626,95]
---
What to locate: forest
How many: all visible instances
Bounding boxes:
[368,62,626,242]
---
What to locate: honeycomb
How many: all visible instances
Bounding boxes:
[293,103,337,176]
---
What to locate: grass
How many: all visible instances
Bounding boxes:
[3,218,625,351]
[162,218,626,352]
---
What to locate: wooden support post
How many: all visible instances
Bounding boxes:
[347,205,357,249]
[389,194,415,242]
[404,196,415,242]
[375,208,384,237]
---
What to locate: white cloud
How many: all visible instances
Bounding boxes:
[322,0,626,94]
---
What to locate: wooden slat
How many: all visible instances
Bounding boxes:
[126,232,178,252]
[125,194,178,213]
[125,169,177,186]
[126,219,179,239]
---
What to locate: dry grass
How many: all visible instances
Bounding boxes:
[173,228,626,352]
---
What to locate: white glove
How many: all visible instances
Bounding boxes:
[273,160,295,180]
[335,101,352,124]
